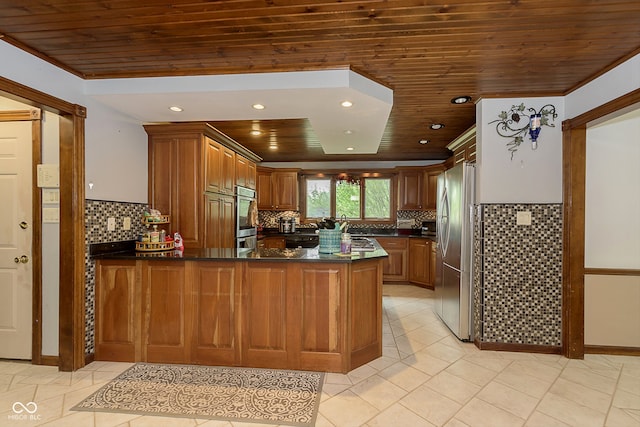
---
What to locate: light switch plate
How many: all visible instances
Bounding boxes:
[107,217,116,231]
[516,211,532,226]
[123,217,131,230]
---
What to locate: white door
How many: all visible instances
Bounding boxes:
[0,120,33,359]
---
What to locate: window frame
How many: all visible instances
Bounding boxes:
[301,172,397,225]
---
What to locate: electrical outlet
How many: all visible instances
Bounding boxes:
[123,217,131,230]
[107,217,116,231]
[516,211,532,226]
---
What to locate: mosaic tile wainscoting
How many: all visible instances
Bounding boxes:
[474,203,563,348]
[84,200,149,355]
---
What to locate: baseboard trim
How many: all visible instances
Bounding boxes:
[585,345,640,356]
[38,355,59,366]
[475,340,562,355]
[85,352,95,366]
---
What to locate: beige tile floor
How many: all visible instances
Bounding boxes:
[1,284,639,426]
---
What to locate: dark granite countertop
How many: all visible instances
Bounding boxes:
[93,240,389,263]
[260,227,436,241]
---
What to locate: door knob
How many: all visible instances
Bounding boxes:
[14,255,29,264]
[19,221,28,229]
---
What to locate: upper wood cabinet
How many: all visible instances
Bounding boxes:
[145,122,261,248]
[235,155,256,190]
[446,125,476,167]
[205,136,236,195]
[397,164,444,210]
[256,166,299,210]
[147,132,204,247]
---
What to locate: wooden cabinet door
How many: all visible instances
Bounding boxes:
[409,238,431,287]
[191,262,241,366]
[350,259,383,369]
[262,236,286,249]
[377,237,408,282]
[242,263,291,368]
[235,155,249,188]
[205,137,223,194]
[424,166,444,210]
[141,261,190,364]
[175,136,204,248]
[148,136,173,217]
[398,169,423,210]
[235,155,256,190]
[246,160,257,189]
[257,168,273,209]
[206,137,235,195]
[221,145,235,194]
[272,171,298,210]
[205,193,235,249]
[294,263,348,372]
[95,260,140,362]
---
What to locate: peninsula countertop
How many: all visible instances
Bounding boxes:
[92,241,388,262]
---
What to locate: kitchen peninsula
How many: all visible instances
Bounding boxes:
[93,244,388,373]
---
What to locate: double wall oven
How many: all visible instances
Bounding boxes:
[236,186,257,248]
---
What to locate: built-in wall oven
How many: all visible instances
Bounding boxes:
[236,186,258,248]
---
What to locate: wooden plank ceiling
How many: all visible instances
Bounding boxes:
[1,0,639,162]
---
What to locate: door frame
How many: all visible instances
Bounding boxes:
[561,88,640,359]
[0,76,86,371]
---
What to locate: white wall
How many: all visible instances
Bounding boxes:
[566,54,640,119]
[0,42,148,203]
[585,109,640,269]
[476,97,565,203]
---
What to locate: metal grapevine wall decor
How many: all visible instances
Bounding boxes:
[489,103,557,159]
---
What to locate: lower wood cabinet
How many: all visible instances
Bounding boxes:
[258,236,286,249]
[191,262,241,366]
[141,261,190,364]
[376,237,409,282]
[95,258,382,373]
[95,260,140,362]
[409,238,433,289]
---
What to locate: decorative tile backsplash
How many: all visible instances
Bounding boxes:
[84,199,148,354]
[474,203,563,346]
[258,209,436,229]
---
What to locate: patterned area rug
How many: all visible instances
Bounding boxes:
[71,363,324,426]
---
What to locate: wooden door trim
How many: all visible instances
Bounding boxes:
[0,76,86,371]
[562,88,640,359]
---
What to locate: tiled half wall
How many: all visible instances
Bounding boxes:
[474,203,563,347]
[84,199,149,355]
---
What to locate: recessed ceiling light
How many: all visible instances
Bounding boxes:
[346,147,354,151]
[451,96,472,104]
[344,130,353,135]
[341,100,353,108]
[169,106,183,112]
[430,123,445,130]
[250,130,262,136]
[252,103,265,110]
[419,139,430,144]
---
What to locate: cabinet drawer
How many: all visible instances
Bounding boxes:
[376,237,408,248]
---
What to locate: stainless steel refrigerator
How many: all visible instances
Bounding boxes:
[435,162,475,341]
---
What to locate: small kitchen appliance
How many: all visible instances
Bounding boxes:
[278,217,296,234]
